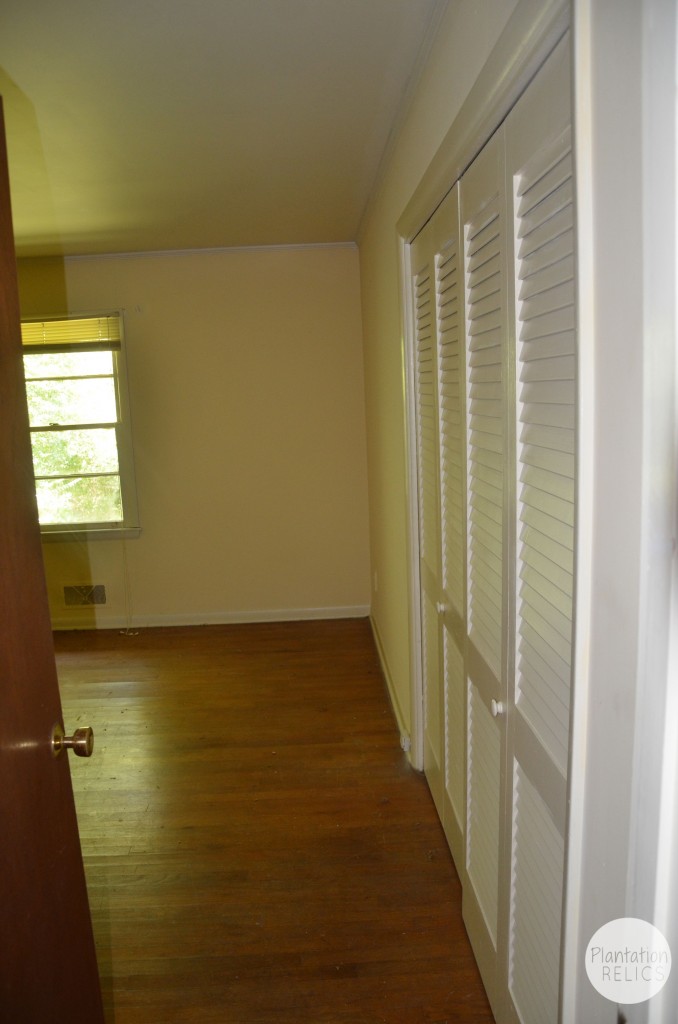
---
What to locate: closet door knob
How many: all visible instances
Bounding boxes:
[490,700,505,718]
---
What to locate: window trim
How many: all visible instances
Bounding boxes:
[22,312,141,540]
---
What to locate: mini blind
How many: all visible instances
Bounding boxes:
[21,315,121,352]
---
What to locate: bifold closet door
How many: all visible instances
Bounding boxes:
[503,36,573,1024]
[409,187,465,861]
[457,37,574,1024]
[408,32,575,1024]
[434,186,466,865]
[411,207,444,817]
[459,127,509,1015]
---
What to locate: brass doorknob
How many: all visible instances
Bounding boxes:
[52,723,94,758]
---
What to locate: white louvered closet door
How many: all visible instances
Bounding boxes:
[504,36,573,1024]
[430,187,466,865]
[411,214,445,816]
[459,128,508,1016]
[406,33,575,1024]
[410,187,463,829]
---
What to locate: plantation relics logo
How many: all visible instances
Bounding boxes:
[586,918,671,1004]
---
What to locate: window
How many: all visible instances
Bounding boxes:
[21,313,140,537]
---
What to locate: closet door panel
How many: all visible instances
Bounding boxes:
[406,34,575,1024]
[421,589,443,807]
[437,226,465,620]
[466,189,505,679]
[513,129,575,776]
[443,626,465,851]
[411,187,466,854]
[411,221,445,814]
[433,186,466,863]
[505,36,573,1024]
[509,762,565,1024]
[467,680,502,943]
[460,128,508,1018]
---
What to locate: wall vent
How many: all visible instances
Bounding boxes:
[64,584,107,607]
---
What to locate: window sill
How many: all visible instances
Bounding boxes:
[40,526,141,543]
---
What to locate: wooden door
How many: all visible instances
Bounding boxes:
[0,101,104,1021]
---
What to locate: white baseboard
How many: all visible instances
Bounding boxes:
[51,604,371,631]
[369,614,411,753]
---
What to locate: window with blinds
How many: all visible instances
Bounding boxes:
[21,313,139,535]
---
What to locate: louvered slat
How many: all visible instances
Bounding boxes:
[509,765,564,1024]
[444,633,465,830]
[437,242,464,614]
[466,200,503,676]
[467,683,501,943]
[514,140,575,776]
[414,268,437,566]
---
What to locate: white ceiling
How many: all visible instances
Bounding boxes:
[0,0,445,258]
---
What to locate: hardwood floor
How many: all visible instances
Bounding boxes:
[56,619,495,1024]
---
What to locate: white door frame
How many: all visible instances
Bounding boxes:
[563,1,678,1021]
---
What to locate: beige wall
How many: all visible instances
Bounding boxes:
[358,0,518,735]
[18,245,370,627]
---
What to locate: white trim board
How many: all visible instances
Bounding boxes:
[62,242,358,263]
[397,0,570,244]
[50,605,370,631]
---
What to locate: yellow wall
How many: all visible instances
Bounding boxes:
[358,1,518,736]
[18,245,370,627]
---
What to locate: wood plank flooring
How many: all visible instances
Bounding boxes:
[56,619,495,1024]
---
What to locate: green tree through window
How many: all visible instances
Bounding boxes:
[22,315,139,533]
